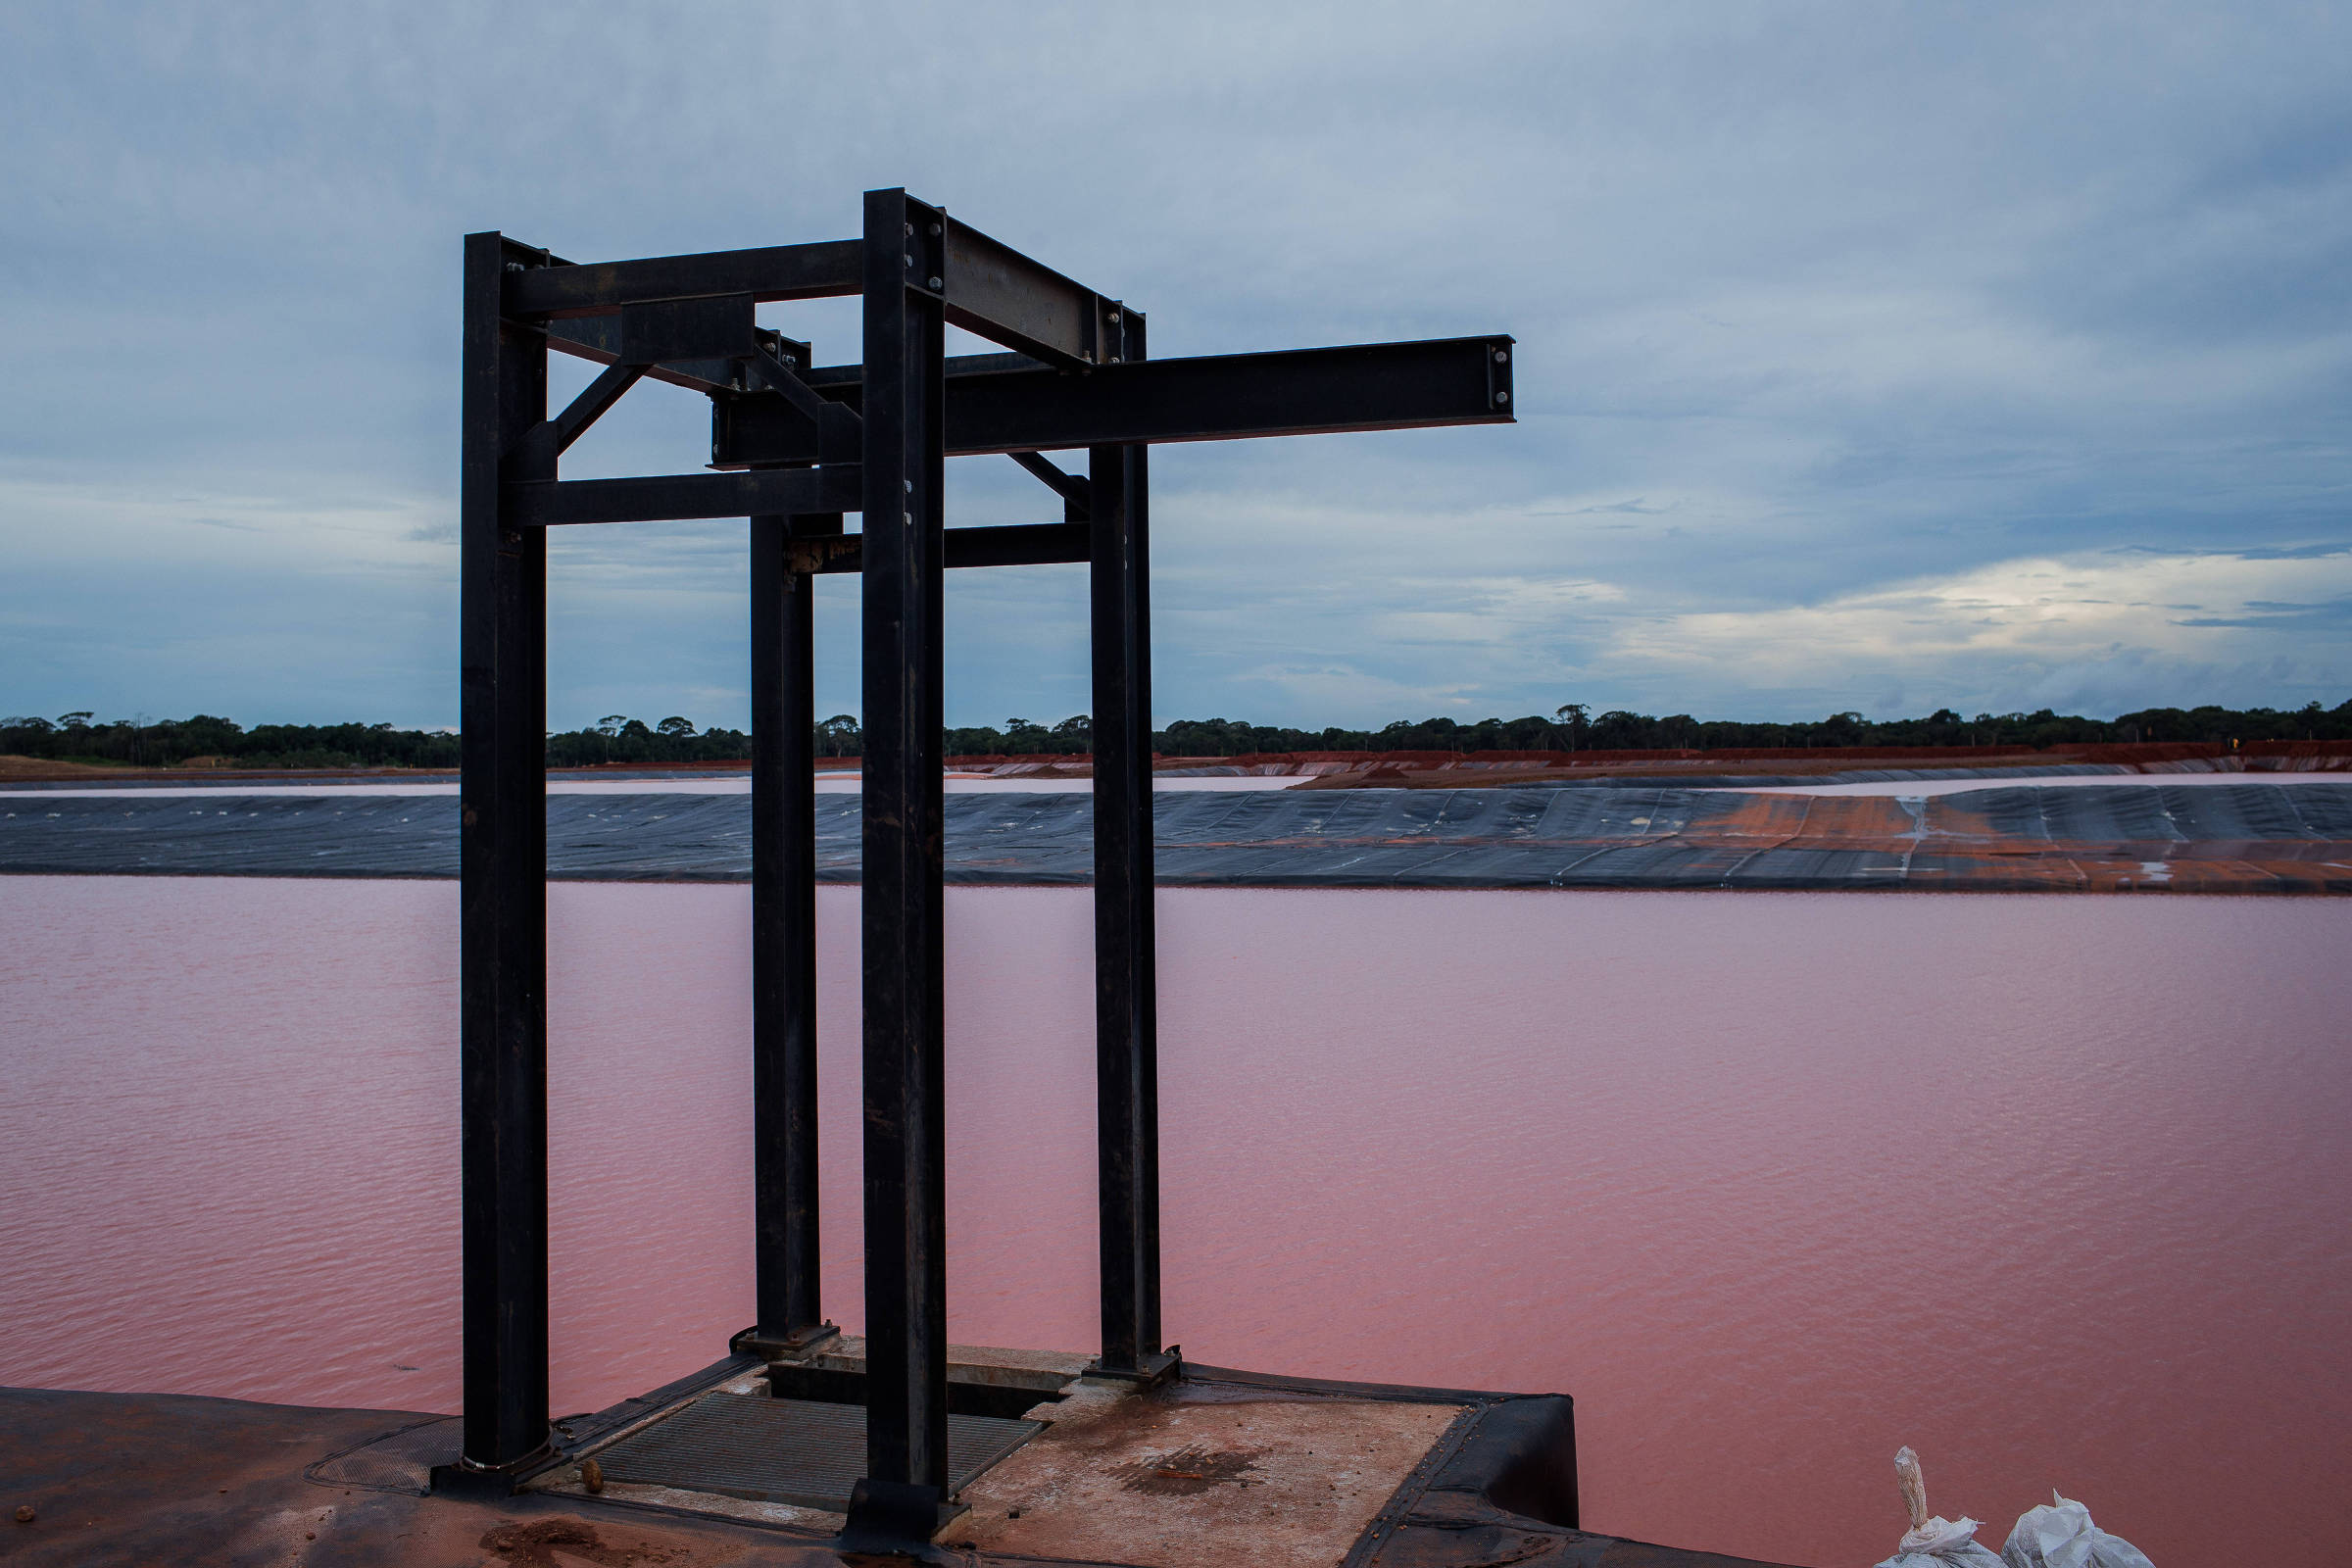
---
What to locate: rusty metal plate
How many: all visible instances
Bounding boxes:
[591,1393,1041,1510]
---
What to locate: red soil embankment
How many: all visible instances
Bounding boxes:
[1211,739,2352,789]
[1611,789,2352,893]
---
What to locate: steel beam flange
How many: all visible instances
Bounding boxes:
[836,1478,972,1561]
[1081,1348,1182,1390]
[427,1443,561,1499]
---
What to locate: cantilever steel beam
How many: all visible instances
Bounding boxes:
[710,335,1514,465]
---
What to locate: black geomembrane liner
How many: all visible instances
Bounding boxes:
[3,782,2348,890]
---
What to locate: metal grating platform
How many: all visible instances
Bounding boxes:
[591,1393,1044,1510]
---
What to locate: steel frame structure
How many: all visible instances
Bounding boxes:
[451,189,1513,1536]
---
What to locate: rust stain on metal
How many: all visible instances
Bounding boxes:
[1114,1445,1259,1494]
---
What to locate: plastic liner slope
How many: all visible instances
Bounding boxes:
[1321,762,2139,790]
[4,784,2350,892]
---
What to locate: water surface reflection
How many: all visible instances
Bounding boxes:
[1,878,2343,1565]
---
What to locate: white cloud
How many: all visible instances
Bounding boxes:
[1611,546,2352,713]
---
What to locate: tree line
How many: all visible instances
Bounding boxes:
[6,698,2348,771]
[1157,699,2352,756]
[0,712,464,770]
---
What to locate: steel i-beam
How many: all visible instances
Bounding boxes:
[1089,304,1167,1380]
[711,335,1516,466]
[848,189,956,1538]
[451,231,554,1485]
[750,509,835,1352]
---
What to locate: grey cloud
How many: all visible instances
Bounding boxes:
[1,2,2347,727]
[2174,598,2352,630]
[2111,541,2352,561]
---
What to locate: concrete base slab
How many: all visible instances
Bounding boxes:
[2,1365,1811,1568]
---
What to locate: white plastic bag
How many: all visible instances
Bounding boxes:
[2002,1492,2155,1568]
[1873,1447,2006,1568]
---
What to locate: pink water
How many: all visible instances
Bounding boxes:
[2,878,2346,1566]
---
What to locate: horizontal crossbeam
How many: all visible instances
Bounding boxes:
[802,351,1038,388]
[712,336,1514,466]
[514,204,1121,368]
[539,314,733,395]
[503,240,863,318]
[941,217,1120,368]
[790,522,1091,574]
[503,466,859,527]
[541,312,816,399]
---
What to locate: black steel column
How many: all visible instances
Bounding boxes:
[751,513,831,1347]
[456,231,551,1476]
[1089,308,1164,1375]
[856,189,952,1504]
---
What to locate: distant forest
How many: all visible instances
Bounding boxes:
[6,698,2351,770]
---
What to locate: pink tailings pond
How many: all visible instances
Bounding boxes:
[2,877,2346,1566]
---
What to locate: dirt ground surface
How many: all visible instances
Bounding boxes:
[0,1386,854,1568]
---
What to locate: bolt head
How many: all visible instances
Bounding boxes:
[1494,349,1509,364]
[1494,390,1510,404]
[929,222,943,236]
[928,276,942,289]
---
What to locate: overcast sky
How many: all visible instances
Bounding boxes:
[3,3,2346,731]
